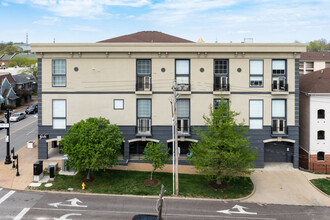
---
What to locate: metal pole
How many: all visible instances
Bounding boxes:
[171,102,175,195]
[11,148,15,168]
[4,109,11,164]
[16,155,20,176]
[173,81,179,196]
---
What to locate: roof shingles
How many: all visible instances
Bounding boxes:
[300,68,330,93]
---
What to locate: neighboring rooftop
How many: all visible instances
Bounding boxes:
[98,31,194,43]
[0,73,15,84]
[300,52,330,61]
[300,68,330,93]
[13,74,35,84]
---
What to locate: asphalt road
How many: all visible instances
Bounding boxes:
[0,187,329,220]
[0,112,38,163]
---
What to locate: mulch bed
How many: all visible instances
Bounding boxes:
[144,179,160,187]
[209,181,228,191]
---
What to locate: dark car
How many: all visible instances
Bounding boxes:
[132,215,162,220]
[25,104,38,114]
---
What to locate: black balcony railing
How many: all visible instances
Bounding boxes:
[272,77,288,91]
[136,76,151,91]
[214,76,229,91]
[177,118,189,135]
[136,118,151,135]
[271,119,288,135]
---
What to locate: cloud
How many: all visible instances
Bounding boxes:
[1,2,9,6]
[33,16,59,25]
[71,25,99,32]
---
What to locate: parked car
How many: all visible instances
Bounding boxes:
[25,104,38,114]
[132,215,162,220]
[10,112,26,122]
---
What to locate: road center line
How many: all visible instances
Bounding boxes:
[0,119,38,141]
[13,208,30,220]
[0,190,15,205]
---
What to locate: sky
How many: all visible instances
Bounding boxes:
[1,0,330,44]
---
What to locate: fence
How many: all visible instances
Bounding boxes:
[311,163,330,174]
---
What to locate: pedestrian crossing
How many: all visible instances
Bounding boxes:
[0,189,15,205]
[0,188,32,219]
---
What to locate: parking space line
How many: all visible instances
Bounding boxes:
[0,190,15,205]
[14,208,30,220]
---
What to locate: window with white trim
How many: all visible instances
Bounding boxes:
[52,60,66,87]
[114,99,124,110]
[175,60,190,91]
[137,99,151,134]
[272,99,286,134]
[136,59,151,91]
[52,100,66,129]
[249,100,263,129]
[272,60,286,75]
[250,60,263,87]
[177,99,190,134]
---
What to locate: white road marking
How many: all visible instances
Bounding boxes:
[0,190,15,205]
[54,213,82,220]
[13,208,30,220]
[0,188,2,191]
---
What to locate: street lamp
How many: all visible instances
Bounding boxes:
[11,148,15,168]
[4,109,11,164]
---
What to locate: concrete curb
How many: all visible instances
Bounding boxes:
[300,171,330,199]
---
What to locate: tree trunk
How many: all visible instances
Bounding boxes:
[150,170,153,180]
[216,178,221,185]
[87,169,91,180]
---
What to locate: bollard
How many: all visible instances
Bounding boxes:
[82,182,85,190]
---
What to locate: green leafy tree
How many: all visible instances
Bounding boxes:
[143,142,169,180]
[189,98,257,185]
[8,56,37,67]
[60,117,123,180]
[19,65,38,79]
[0,44,21,55]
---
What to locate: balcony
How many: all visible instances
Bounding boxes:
[177,118,189,135]
[271,119,288,136]
[136,76,151,91]
[214,76,230,91]
[272,77,288,94]
[137,118,151,135]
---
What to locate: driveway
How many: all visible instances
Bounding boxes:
[242,163,330,206]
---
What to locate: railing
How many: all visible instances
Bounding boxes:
[214,76,229,91]
[271,119,287,135]
[137,118,151,135]
[136,76,151,91]
[272,77,288,91]
[177,83,190,91]
[177,118,189,135]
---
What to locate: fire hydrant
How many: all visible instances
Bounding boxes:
[82,182,85,190]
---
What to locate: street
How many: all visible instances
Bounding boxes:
[0,187,329,220]
[0,112,38,163]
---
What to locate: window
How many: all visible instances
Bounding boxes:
[318,109,325,119]
[52,100,66,129]
[317,130,325,140]
[272,100,286,134]
[52,60,66,87]
[175,60,190,91]
[250,60,263,87]
[214,98,229,109]
[177,99,190,134]
[214,59,229,91]
[249,100,263,129]
[136,59,151,91]
[317,152,325,161]
[114,99,124,110]
[272,60,286,75]
[137,99,151,134]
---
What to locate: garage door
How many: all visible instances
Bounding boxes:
[264,142,293,162]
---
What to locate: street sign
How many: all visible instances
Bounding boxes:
[0,123,9,128]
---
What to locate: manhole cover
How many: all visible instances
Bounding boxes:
[44,183,53,187]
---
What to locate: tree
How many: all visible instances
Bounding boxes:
[143,142,169,180]
[19,65,38,79]
[0,44,21,55]
[189,98,257,185]
[8,56,37,68]
[60,117,123,180]
[307,39,330,51]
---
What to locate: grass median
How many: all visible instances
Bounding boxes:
[311,178,330,195]
[31,169,253,199]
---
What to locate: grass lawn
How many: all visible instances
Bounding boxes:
[311,178,330,195]
[32,169,253,199]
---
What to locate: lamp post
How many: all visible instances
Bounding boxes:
[4,109,11,164]
[13,154,20,176]
[11,148,15,168]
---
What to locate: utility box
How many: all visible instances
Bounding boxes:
[48,162,58,173]
[33,161,44,181]
[27,140,35,148]
[62,155,73,172]
[49,166,55,179]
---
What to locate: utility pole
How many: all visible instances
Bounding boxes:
[157,184,165,220]
[171,80,179,195]
[4,109,11,164]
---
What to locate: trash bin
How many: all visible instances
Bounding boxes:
[27,140,34,148]
[33,161,43,175]
[49,166,55,178]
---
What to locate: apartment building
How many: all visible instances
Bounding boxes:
[299,52,330,74]
[31,31,305,168]
[299,68,330,173]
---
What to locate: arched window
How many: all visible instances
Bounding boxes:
[317,130,325,140]
[317,152,325,161]
[317,109,325,119]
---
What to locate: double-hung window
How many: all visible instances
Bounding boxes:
[250,60,263,87]
[272,60,287,91]
[52,100,66,129]
[214,59,229,91]
[272,99,286,134]
[175,60,190,91]
[136,59,151,91]
[214,98,229,109]
[177,99,190,134]
[249,100,263,129]
[52,60,66,87]
[137,99,151,135]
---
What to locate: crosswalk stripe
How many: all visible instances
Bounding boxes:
[0,190,15,205]
[14,208,30,220]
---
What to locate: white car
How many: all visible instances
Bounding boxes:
[10,112,26,122]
